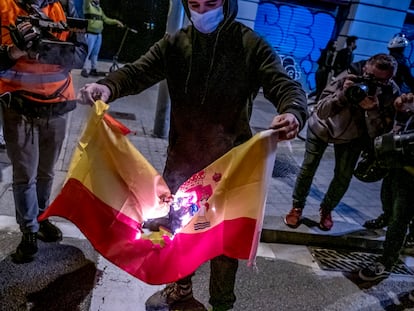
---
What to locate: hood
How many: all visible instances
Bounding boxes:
[181,0,238,28]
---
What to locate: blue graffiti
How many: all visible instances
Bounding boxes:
[254,1,336,92]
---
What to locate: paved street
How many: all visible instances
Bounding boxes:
[1,62,414,310]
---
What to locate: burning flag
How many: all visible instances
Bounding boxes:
[39,100,278,285]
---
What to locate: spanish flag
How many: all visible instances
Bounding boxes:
[39,101,278,285]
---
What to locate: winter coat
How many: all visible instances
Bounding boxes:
[97,0,308,192]
[308,60,399,144]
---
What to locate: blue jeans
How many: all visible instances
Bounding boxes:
[2,104,67,233]
[83,32,102,71]
[292,128,363,210]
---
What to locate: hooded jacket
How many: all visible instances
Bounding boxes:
[308,60,399,144]
[98,0,308,192]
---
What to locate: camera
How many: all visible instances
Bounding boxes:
[12,15,87,49]
[374,130,414,161]
[9,15,87,65]
[345,76,381,103]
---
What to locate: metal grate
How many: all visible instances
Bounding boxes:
[309,247,414,276]
[108,111,136,120]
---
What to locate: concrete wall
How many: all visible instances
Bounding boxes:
[236,0,259,29]
[337,0,411,61]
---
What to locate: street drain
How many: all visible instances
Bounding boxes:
[109,111,136,120]
[309,247,414,276]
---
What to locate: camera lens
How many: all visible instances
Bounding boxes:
[345,84,369,103]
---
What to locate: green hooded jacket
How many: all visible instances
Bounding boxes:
[98,0,308,192]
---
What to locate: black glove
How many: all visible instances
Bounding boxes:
[9,21,39,51]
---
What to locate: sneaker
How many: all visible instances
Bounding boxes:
[37,220,62,242]
[89,69,99,76]
[11,232,38,264]
[145,282,193,310]
[409,290,414,302]
[284,207,303,228]
[319,207,333,231]
[358,262,390,281]
[81,69,89,77]
[363,213,388,229]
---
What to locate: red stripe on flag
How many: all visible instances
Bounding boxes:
[40,178,257,285]
[103,114,132,135]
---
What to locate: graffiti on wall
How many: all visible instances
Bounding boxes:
[254,1,336,92]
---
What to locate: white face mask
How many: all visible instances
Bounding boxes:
[189,6,224,34]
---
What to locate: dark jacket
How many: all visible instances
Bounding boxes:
[333,47,354,76]
[390,51,414,94]
[98,0,308,192]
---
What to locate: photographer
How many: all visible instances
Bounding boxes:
[285,53,399,231]
[0,0,87,264]
[359,93,414,281]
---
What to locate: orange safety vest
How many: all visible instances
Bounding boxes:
[0,0,75,103]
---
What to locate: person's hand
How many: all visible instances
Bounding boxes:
[269,113,300,141]
[358,95,379,110]
[7,44,27,60]
[10,22,38,50]
[394,93,414,113]
[8,21,38,59]
[117,21,124,28]
[342,74,358,91]
[77,83,111,106]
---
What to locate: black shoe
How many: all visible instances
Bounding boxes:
[89,69,99,76]
[363,214,388,229]
[37,220,62,242]
[12,232,38,264]
[358,262,390,281]
[145,282,196,311]
[81,69,89,77]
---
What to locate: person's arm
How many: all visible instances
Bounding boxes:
[251,34,307,133]
[101,10,123,27]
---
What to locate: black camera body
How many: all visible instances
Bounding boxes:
[10,15,87,65]
[345,76,381,103]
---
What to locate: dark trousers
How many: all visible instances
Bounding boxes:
[178,255,238,310]
[292,128,362,210]
[380,168,414,269]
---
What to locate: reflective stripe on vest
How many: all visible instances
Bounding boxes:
[0,0,75,103]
